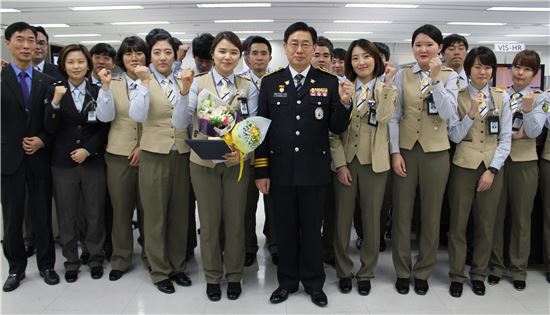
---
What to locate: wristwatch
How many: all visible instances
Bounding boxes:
[488,167,499,174]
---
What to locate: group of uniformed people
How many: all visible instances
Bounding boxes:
[2,19,550,308]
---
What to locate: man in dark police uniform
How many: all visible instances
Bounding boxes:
[254,21,353,307]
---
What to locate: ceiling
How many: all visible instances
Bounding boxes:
[1,0,549,47]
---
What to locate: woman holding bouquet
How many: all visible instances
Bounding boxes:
[173,31,258,301]
[129,33,191,294]
[330,39,397,296]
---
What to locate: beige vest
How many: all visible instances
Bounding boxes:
[453,88,504,169]
[399,67,452,152]
[139,77,189,154]
[106,76,142,156]
[330,80,396,173]
[509,91,544,162]
[190,72,252,168]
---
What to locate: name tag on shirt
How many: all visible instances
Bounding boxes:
[239,97,249,116]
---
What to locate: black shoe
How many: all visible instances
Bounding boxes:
[449,282,463,298]
[471,280,485,296]
[487,275,500,285]
[355,237,363,250]
[91,266,103,279]
[339,278,352,293]
[80,252,90,264]
[379,240,386,252]
[39,269,60,285]
[244,253,256,267]
[3,273,25,292]
[227,282,242,300]
[170,272,192,286]
[546,272,550,284]
[65,270,78,283]
[155,279,175,294]
[357,280,371,296]
[513,280,526,291]
[395,278,409,294]
[269,287,298,304]
[271,253,279,266]
[309,290,328,307]
[414,279,429,295]
[109,270,124,281]
[206,283,221,301]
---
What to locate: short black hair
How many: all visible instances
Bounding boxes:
[412,24,443,46]
[33,26,49,42]
[192,33,215,60]
[283,21,317,44]
[5,21,37,41]
[148,33,178,56]
[172,37,183,47]
[211,31,243,55]
[332,48,346,60]
[241,35,255,55]
[116,36,150,72]
[373,42,390,61]
[442,34,469,53]
[316,36,334,56]
[248,36,272,55]
[90,43,116,59]
[145,28,170,47]
[464,46,497,80]
[345,39,385,82]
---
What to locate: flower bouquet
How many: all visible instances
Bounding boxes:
[196,88,271,181]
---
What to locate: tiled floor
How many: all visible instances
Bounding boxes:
[2,203,549,314]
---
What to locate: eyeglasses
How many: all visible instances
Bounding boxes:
[287,42,313,50]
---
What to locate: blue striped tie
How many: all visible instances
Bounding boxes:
[294,74,304,92]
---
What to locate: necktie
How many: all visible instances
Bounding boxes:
[73,88,83,112]
[295,74,304,92]
[420,71,431,97]
[357,84,368,109]
[220,77,230,101]
[18,72,30,110]
[477,91,488,118]
[162,79,176,106]
[510,92,521,113]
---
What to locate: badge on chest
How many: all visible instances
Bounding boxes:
[310,88,328,97]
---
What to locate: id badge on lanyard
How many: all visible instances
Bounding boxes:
[239,97,249,116]
[512,111,523,132]
[488,115,500,135]
[367,99,378,127]
[426,92,438,115]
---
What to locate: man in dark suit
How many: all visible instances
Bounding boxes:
[1,21,59,292]
[255,21,353,307]
[32,26,64,81]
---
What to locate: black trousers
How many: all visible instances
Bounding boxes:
[1,160,55,274]
[271,184,326,292]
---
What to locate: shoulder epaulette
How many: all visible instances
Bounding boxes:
[405,64,414,69]
[533,89,542,94]
[546,89,550,93]
[441,66,453,72]
[490,87,504,93]
[112,73,123,81]
[263,67,284,77]
[194,72,208,78]
[236,74,251,81]
[317,67,337,77]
